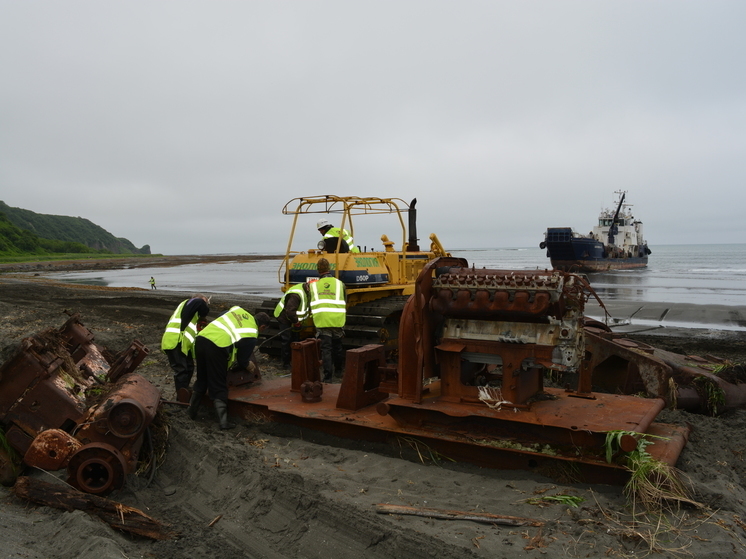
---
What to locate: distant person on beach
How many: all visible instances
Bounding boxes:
[273,282,311,370]
[188,307,270,430]
[149,277,156,289]
[316,219,360,253]
[308,258,347,382]
[161,294,211,396]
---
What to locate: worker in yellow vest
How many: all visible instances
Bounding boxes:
[316,219,360,253]
[161,294,210,396]
[188,307,270,429]
[309,258,347,382]
[273,282,311,369]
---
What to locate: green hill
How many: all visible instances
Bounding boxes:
[0,201,150,255]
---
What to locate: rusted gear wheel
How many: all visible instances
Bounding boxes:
[107,399,146,438]
[66,442,127,496]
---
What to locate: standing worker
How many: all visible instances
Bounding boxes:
[149,276,156,289]
[161,294,210,396]
[309,258,347,382]
[188,307,271,430]
[316,219,360,253]
[273,282,311,370]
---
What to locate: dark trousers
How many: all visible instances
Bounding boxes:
[317,327,344,381]
[165,347,194,392]
[193,337,230,402]
[278,318,300,367]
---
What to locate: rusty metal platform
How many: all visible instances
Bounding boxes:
[228,378,689,485]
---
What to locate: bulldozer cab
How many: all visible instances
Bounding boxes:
[278,195,449,306]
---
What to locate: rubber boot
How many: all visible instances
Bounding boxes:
[214,399,236,430]
[187,391,204,420]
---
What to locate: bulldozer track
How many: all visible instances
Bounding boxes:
[256,294,410,356]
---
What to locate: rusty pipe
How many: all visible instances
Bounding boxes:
[91,374,161,438]
[665,362,746,414]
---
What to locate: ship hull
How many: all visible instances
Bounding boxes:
[549,257,648,273]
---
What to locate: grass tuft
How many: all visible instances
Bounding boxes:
[693,376,725,416]
[527,494,585,508]
[604,430,703,515]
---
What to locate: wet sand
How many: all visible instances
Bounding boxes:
[585,300,746,345]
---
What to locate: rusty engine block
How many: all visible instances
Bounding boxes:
[0,315,156,495]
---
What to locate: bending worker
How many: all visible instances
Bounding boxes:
[161,294,210,395]
[273,282,311,369]
[188,307,271,430]
[316,219,360,253]
[309,258,347,382]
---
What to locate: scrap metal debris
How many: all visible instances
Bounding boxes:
[583,319,746,415]
[0,314,157,496]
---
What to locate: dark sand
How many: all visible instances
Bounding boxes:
[2,257,746,558]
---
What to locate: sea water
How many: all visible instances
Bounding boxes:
[47,244,746,308]
[458,244,746,307]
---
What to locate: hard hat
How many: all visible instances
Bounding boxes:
[316,219,331,230]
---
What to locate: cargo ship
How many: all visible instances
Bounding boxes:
[540,191,651,273]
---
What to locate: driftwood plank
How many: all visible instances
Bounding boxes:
[13,476,177,540]
[375,503,544,527]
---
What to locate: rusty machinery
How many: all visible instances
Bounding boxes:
[581,320,746,415]
[228,258,691,483]
[0,315,157,495]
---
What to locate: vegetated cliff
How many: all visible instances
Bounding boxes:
[0,201,150,255]
[0,213,92,255]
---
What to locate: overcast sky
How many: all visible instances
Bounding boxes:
[1,1,744,255]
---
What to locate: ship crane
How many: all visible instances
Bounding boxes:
[607,191,626,246]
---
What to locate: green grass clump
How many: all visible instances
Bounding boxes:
[693,376,725,416]
[604,430,701,515]
[527,494,585,507]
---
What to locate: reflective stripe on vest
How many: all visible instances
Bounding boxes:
[310,278,346,328]
[180,319,200,355]
[273,284,310,320]
[198,306,258,348]
[161,299,188,350]
[324,227,360,253]
[198,306,258,367]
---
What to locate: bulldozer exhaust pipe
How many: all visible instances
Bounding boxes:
[408,198,420,252]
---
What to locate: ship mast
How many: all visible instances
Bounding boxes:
[607,190,626,245]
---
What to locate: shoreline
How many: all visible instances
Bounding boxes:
[4,254,745,335]
[0,253,284,274]
[585,299,746,334]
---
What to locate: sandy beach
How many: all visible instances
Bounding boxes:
[2,257,746,558]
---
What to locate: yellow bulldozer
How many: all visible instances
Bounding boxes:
[257,195,451,353]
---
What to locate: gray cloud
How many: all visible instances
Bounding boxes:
[1,1,744,254]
